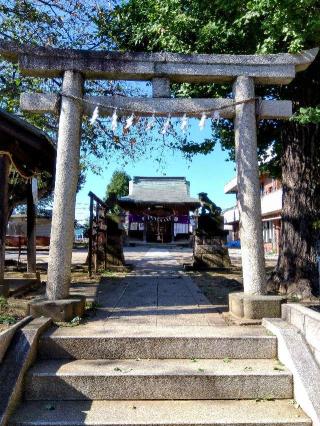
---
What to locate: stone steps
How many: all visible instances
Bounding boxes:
[9,325,311,426]
[38,326,277,359]
[9,399,311,426]
[24,358,292,401]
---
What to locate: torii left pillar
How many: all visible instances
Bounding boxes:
[30,70,87,321]
[47,70,83,299]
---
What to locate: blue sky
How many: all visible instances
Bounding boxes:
[75,118,237,223]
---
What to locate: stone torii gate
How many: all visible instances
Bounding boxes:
[0,41,317,320]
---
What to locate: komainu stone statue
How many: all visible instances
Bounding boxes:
[193,193,231,269]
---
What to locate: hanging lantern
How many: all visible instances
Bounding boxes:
[199,112,207,130]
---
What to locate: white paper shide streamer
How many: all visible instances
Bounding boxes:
[146,113,156,130]
[199,112,207,130]
[161,115,171,135]
[213,110,220,121]
[111,109,118,132]
[125,113,135,129]
[90,106,99,125]
[89,102,221,135]
[180,113,188,133]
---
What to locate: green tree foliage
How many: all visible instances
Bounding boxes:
[105,170,130,215]
[105,170,131,200]
[99,0,320,292]
[97,0,320,156]
[98,0,319,53]
[0,0,104,213]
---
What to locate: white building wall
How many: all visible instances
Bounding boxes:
[224,188,282,226]
[7,216,51,237]
[260,189,282,215]
[223,207,240,224]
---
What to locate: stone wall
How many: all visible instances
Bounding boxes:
[282,303,320,367]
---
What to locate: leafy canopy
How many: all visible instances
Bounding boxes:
[97,0,320,172]
[99,0,320,54]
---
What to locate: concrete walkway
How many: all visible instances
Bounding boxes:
[84,248,226,328]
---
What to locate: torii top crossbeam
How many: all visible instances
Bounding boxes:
[0,40,317,84]
[0,41,317,120]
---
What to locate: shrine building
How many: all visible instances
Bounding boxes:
[118,177,200,243]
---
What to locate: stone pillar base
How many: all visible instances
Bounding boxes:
[28,295,86,322]
[229,292,285,320]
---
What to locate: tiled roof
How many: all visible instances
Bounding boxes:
[119,176,199,205]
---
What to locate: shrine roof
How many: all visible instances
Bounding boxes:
[0,108,56,177]
[118,176,200,207]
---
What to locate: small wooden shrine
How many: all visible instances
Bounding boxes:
[118,177,199,243]
[0,108,55,296]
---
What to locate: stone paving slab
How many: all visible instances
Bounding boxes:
[86,248,228,328]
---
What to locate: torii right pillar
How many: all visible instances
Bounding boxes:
[229,75,284,322]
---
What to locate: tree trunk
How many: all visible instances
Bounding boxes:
[270,56,320,296]
[271,122,320,296]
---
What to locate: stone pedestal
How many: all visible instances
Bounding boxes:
[29,295,86,322]
[193,237,231,269]
[229,292,285,320]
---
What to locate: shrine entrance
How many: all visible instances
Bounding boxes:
[0,40,317,318]
[146,209,173,244]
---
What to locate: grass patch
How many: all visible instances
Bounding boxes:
[0,296,8,309]
[0,297,19,326]
[56,316,82,327]
[0,313,17,325]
